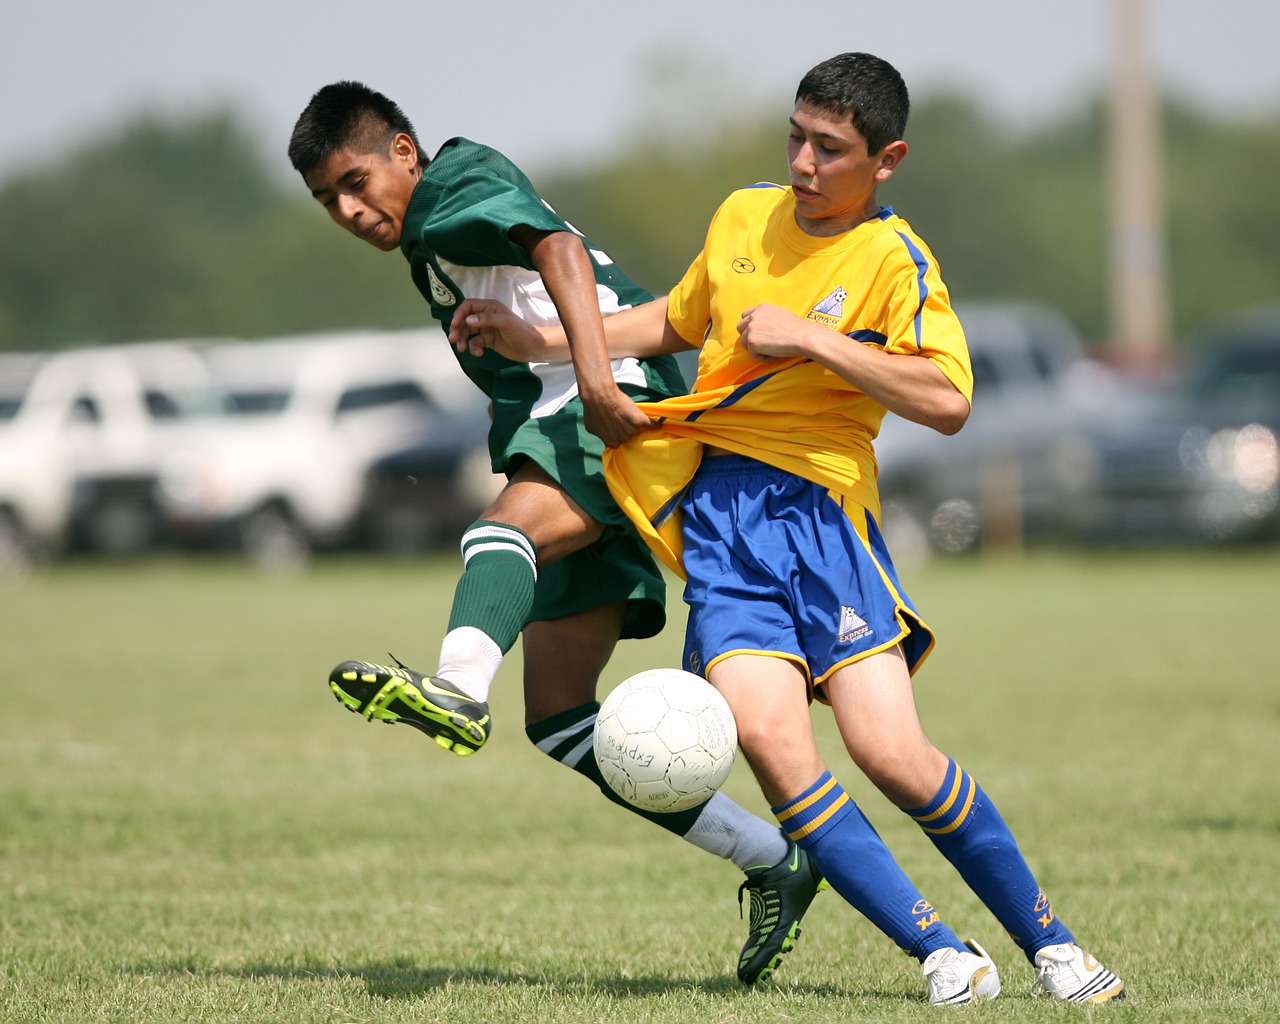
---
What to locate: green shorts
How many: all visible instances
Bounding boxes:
[501,397,666,641]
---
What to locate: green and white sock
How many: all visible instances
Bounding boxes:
[436,626,502,702]
[526,702,787,871]
[437,521,537,700]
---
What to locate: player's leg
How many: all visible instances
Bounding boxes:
[521,570,818,986]
[329,460,598,755]
[831,645,1124,1002]
[433,459,602,698]
[712,655,981,971]
[521,604,785,868]
[684,458,995,1003]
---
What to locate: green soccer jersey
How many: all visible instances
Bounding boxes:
[399,137,686,453]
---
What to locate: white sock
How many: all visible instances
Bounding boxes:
[683,792,789,872]
[435,626,502,702]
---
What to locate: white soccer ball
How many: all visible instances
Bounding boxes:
[593,668,737,813]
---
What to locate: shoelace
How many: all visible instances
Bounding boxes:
[1030,960,1058,998]
[928,951,966,991]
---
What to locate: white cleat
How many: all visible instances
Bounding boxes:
[922,939,1001,1006]
[1032,942,1126,1003]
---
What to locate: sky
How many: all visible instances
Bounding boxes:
[5,0,1280,184]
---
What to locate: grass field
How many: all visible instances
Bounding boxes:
[1,549,1277,1023]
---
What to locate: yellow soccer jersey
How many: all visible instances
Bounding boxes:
[604,183,972,576]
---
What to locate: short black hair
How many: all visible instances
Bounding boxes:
[288,81,425,175]
[794,53,910,154]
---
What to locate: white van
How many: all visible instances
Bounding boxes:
[0,341,225,561]
[158,329,499,565]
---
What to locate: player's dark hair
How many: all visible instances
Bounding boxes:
[795,52,910,154]
[288,81,426,174]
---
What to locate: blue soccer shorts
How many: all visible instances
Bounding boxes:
[679,453,935,700]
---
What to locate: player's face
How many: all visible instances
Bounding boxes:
[787,101,906,237]
[303,133,421,252]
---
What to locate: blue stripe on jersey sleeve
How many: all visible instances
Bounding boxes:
[895,231,930,350]
[848,329,888,345]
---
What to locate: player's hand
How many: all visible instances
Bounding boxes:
[581,385,655,448]
[737,304,813,360]
[449,299,548,360]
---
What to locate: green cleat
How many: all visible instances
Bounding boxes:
[328,657,490,756]
[737,837,827,985]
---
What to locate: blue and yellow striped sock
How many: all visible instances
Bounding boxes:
[906,759,1075,960]
[775,771,963,961]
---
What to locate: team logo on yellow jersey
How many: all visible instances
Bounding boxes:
[807,286,847,327]
[732,257,756,274]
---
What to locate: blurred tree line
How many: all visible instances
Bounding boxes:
[0,93,1276,353]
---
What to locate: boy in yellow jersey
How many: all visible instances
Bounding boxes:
[453,51,1125,1007]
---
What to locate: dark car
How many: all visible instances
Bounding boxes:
[356,400,500,553]
[1070,305,1280,545]
[873,301,1141,561]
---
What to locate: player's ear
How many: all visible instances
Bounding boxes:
[391,132,418,168]
[875,140,908,182]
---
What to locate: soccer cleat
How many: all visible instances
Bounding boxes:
[921,939,1001,1006]
[328,657,490,756]
[736,838,827,985]
[1031,943,1126,1003]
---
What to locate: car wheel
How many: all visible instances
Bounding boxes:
[240,505,310,573]
[879,498,934,569]
[0,511,38,582]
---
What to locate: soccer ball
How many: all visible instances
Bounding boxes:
[593,668,737,813]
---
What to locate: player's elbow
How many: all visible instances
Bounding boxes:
[929,392,971,435]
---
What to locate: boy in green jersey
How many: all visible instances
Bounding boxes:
[287,81,823,985]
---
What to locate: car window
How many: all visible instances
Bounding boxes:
[145,390,182,420]
[227,389,291,414]
[970,353,1001,397]
[1189,342,1280,410]
[336,380,434,415]
[145,386,232,420]
[1027,342,1058,384]
[70,395,100,423]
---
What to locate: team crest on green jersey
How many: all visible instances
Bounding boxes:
[427,263,456,307]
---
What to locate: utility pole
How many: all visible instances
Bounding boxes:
[1108,0,1172,367]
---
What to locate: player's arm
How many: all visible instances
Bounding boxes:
[736,303,971,434]
[451,294,688,362]
[510,225,651,447]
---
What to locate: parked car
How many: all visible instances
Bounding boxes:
[358,418,503,553]
[1069,305,1280,545]
[0,352,52,568]
[157,329,499,565]
[872,301,1141,560]
[0,341,227,559]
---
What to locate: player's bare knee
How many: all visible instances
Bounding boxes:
[857,744,948,808]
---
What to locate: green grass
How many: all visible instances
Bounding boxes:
[1,549,1278,1022]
